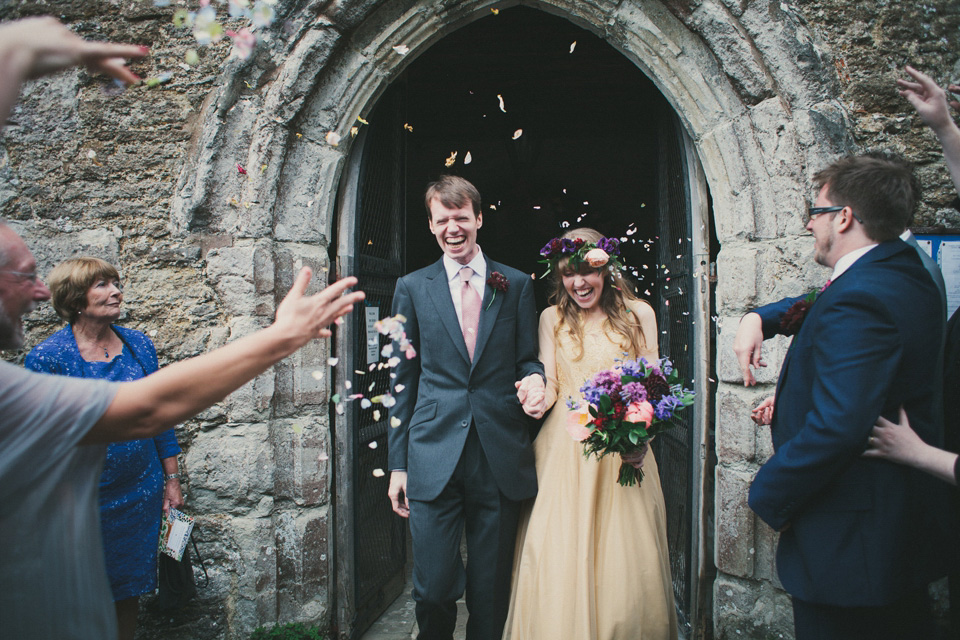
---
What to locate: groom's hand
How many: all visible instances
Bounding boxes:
[733,312,766,386]
[388,471,410,518]
[516,374,546,419]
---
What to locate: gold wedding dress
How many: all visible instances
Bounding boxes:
[503,304,678,640]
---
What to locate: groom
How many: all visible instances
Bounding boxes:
[740,154,948,639]
[387,175,545,640]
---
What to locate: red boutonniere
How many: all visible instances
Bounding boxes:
[486,271,509,309]
[780,281,831,335]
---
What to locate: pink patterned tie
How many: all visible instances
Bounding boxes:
[460,266,481,361]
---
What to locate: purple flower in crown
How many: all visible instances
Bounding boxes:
[540,238,563,258]
[597,237,620,255]
[560,238,577,254]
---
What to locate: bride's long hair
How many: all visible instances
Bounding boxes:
[548,227,650,361]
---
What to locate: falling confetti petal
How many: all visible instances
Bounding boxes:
[345,381,352,390]
[491,7,499,14]
[327,357,339,366]
[404,123,414,132]
[292,422,303,434]
[325,131,341,147]
[237,163,247,175]
[393,45,410,55]
[395,384,405,393]
[185,49,200,66]
[512,129,523,140]
[390,416,401,428]
[335,404,345,415]
[464,151,472,165]
[372,410,381,422]
[498,94,507,113]
[318,452,329,461]
[193,6,224,46]
[350,126,359,137]
[380,394,397,408]
[331,393,341,403]
[311,370,323,381]
[360,398,372,409]
[387,356,401,368]
[445,151,458,167]
[372,468,385,477]
[569,41,577,53]
[145,73,173,88]
[251,1,276,28]
[369,440,378,449]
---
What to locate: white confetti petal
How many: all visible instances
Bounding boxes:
[311,370,324,381]
[393,44,409,55]
[512,129,523,140]
[372,468,385,477]
[464,151,472,165]
[360,398,372,409]
[372,410,381,422]
[318,452,329,462]
[569,41,577,53]
[325,131,341,147]
[369,440,378,449]
[394,384,405,393]
[498,94,507,112]
[327,357,339,366]
[390,416,401,428]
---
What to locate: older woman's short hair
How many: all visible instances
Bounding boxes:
[48,257,120,322]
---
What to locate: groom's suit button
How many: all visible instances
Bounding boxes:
[461,420,469,427]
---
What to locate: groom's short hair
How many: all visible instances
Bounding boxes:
[424,175,481,221]
[813,152,919,243]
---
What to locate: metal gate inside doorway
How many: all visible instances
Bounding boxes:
[334,88,408,638]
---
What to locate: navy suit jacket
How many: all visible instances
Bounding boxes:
[387,257,543,502]
[748,239,949,606]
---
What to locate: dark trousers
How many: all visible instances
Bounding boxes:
[409,427,521,640]
[792,588,934,640]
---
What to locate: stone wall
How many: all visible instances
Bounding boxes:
[1,1,958,639]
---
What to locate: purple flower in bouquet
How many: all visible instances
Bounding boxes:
[655,395,683,420]
[570,356,695,487]
[621,381,648,404]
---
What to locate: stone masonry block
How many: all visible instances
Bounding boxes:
[715,316,790,386]
[186,422,274,514]
[715,243,759,312]
[275,509,331,622]
[715,464,756,578]
[271,416,330,507]
[753,512,782,588]
[714,574,794,640]
[715,386,773,464]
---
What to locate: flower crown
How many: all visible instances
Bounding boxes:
[538,235,624,277]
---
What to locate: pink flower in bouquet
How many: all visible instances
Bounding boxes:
[566,405,593,441]
[624,401,654,426]
[584,248,610,268]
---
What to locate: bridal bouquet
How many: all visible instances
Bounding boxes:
[567,357,694,486]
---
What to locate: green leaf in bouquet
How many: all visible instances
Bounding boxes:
[599,395,613,413]
[628,431,639,445]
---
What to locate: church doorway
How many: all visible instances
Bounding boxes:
[334,6,717,637]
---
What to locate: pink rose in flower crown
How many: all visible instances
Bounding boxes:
[584,248,610,268]
[566,404,593,442]
[624,401,654,426]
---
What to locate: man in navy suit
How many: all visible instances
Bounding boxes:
[736,154,948,639]
[387,176,545,640]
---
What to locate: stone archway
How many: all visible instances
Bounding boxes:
[171,1,855,637]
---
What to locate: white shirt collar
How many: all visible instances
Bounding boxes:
[443,248,486,282]
[900,229,912,242]
[830,243,878,281]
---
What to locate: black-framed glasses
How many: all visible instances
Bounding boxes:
[0,270,40,284]
[806,206,863,224]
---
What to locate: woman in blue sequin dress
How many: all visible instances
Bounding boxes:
[26,257,182,640]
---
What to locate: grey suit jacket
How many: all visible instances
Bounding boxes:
[387,256,543,502]
[903,229,947,319]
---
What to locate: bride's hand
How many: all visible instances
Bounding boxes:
[621,441,651,469]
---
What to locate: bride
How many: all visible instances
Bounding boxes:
[503,227,677,640]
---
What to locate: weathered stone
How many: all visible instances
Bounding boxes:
[715,464,756,578]
[715,317,791,386]
[275,508,331,622]
[186,422,274,514]
[271,417,330,507]
[715,386,771,464]
[714,574,794,640]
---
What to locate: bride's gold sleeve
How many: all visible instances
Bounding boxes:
[629,298,660,361]
[537,306,560,411]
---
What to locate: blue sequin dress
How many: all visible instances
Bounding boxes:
[26,325,181,601]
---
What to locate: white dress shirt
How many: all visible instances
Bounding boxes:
[443,249,487,330]
[830,243,878,282]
